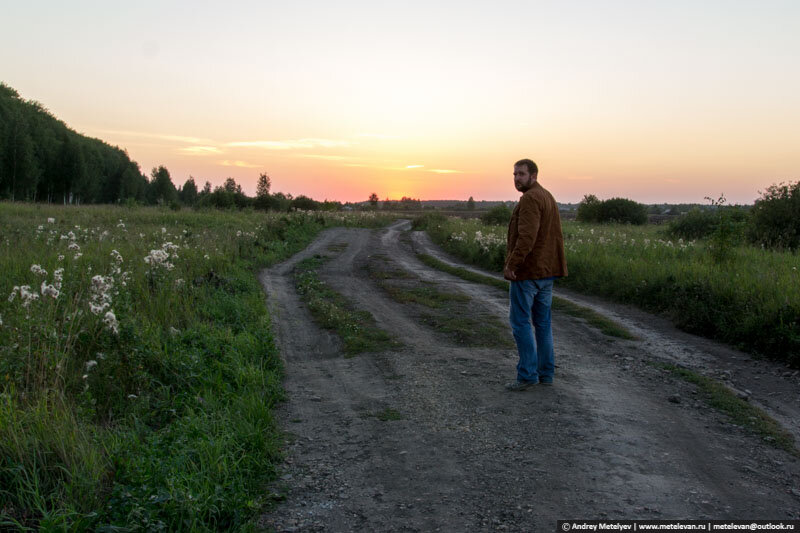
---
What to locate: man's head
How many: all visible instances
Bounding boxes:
[513,159,538,192]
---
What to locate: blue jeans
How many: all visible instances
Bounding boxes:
[509,279,555,383]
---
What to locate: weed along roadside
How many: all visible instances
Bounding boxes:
[0,203,396,530]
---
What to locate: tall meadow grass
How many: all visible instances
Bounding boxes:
[414,213,800,366]
[0,202,393,530]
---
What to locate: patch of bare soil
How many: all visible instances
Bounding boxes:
[258,220,800,532]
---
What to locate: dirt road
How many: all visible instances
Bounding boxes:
[258,220,800,532]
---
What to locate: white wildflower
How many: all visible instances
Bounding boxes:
[85,360,98,371]
[117,220,126,228]
[40,281,60,299]
[73,253,82,260]
[161,227,167,234]
[18,286,39,308]
[68,242,80,251]
[58,255,65,261]
[204,254,210,260]
[47,217,55,224]
[103,311,119,334]
[90,303,108,315]
[174,278,185,288]
[30,264,47,276]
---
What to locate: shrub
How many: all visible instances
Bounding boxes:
[577,195,647,225]
[667,208,718,239]
[576,194,602,223]
[668,205,749,241]
[749,181,800,249]
[481,204,512,226]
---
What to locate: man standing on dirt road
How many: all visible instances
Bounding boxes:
[503,159,568,391]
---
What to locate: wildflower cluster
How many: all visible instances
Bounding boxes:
[144,241,179,271]
[474,230,505,253]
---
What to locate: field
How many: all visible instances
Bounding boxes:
[414,213,800,366]
[0,202,393,530]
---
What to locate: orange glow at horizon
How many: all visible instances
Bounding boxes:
[3,2,797,205]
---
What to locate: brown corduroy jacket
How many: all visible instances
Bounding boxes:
[505,181,568,281]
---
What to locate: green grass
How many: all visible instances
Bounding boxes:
[368,258,513,348]
[416,252,636,340]
[293,255,400,356]
[655,363,799,457]
[0,202,395,530]
[413,213,800,366]
[372,407,404,421]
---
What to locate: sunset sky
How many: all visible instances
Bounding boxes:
[2,1,799,204]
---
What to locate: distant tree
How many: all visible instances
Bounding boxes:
[749,180,800,249]
[467,196,476,210]
[292,195,318,211]
[368,192,379,208]
[223,177,242,194]
[202,181,212,195]
[481,204,512,225]
[148,165,177,205]
[576,194,602,223]
[180,177,198,205]
[399,196,422,210]
[256,172,271,198]
[578,194,647,225]
[1,108,39,201]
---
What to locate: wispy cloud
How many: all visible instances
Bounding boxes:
[219,160,261,168]
[93,128,212,144]
[225,138,356,150]
[405,165,424,169]
[180,146,222,155]
[427,169,461,174]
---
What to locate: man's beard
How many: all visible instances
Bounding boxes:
[515,180,533,192]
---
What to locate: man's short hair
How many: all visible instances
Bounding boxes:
[514,159,538,175]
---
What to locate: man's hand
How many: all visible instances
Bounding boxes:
[503,266,517,281]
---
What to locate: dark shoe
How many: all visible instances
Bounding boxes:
[539,380,553,386]
[505,380,537,391]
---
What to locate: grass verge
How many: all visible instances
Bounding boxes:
[0,204,396,530]
[655,363,799,457]
[416,253,636,340]
[293,255,399,356]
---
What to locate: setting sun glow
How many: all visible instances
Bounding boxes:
[2,1,798,204]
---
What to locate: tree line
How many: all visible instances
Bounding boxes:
[0,82,344,211]
[0,83,148,204]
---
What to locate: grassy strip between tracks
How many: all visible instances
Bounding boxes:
[293,255,400,356]
[654,363,799,457]
[416,253,636,340]
[366,256,514,348]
